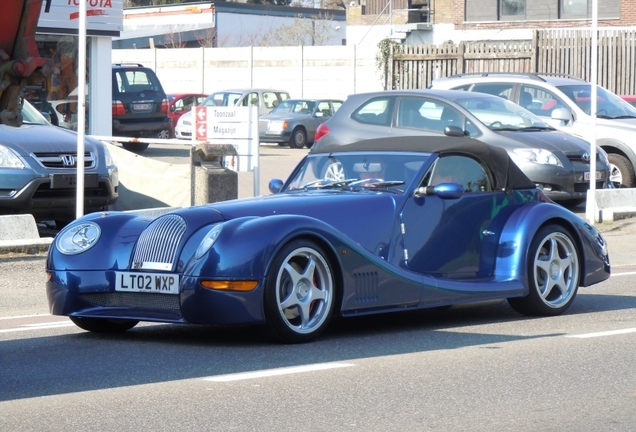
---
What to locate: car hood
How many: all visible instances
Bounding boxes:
[597,116,636,131]
[0,123,102,155]
[187,191,400,252]
[498,130,590,152]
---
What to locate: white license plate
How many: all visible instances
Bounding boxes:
[115,271,179,294]
[584,171,603,181]
[133,103,152,111]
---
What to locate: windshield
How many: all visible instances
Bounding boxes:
[557,84,636,118]
[456,95,553,131]
[203,91,242,107]
[271,100,316,114]
[284,152,430,194]
[21,99,50,125]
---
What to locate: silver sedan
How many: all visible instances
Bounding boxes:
[259,99,343,148]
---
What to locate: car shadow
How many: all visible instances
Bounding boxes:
[2,292,634,402]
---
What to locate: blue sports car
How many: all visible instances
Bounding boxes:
[46,136,611,343]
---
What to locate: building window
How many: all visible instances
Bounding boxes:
[501,0,526,18]
[562,0,588,18]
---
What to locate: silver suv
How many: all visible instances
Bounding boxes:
[429,73,636,188]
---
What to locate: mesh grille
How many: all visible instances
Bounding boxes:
[132,214,187,270]
[80,292,180,311]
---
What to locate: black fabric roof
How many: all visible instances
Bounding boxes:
[311,136,536,192]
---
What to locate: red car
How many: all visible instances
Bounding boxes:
[167,93,207,136]
[621,95,636,108]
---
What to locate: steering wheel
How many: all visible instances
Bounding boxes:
[490,121,503,128]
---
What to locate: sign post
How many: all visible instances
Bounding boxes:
[194,106,260,195]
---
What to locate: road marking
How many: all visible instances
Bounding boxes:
[0,314,52,320]
[0,321,75,333]
[611,271,636,277]
[204,362,355,382]
[567,327,636,338]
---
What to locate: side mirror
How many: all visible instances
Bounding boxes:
[269,178,284,194]
[444,125,466,137]
[415,182,463,199]
[551,107,571,122]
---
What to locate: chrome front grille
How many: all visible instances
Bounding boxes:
[131,214,187,271]
[32,152,96,169]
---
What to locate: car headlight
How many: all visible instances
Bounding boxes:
[56,222,101,255]
[0,145,25,169]
[513,148,563,167]
[103,144,114,167]
[268,120,288,131]
[194,223,223,260]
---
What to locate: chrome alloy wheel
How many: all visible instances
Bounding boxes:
[532,231,579,309]
[275,246,334,335]
[323,161,345,181]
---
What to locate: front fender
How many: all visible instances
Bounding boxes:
[495,202,610,290]
[183,214,353,279]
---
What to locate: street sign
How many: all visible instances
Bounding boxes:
[193,106,259,185]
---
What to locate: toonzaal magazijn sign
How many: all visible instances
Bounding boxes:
[194,106,259,173]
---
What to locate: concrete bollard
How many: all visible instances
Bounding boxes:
[190,143,239,206]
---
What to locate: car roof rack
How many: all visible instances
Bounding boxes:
[113,63,145,67]
[446,72,585,82]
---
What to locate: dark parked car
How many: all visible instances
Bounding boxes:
[46,136,609,343]
[259,98,343,148]
[314,89,610,205]
[111,63,172,151]
[0,100,119,226]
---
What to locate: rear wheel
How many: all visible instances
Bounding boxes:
[263,240,336,343]
[122,142,150,152]
[289,128,307,149]
[608,153,635,188]
[508,225,580,316]
[70,317,139,333]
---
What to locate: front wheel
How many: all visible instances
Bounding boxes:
[508,225,580,316]
[289,128,307,149]
[608,153,635,188]
[263,240,336,343]
[70,316,139,333]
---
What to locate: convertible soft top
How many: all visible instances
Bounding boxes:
[311,136,537,192]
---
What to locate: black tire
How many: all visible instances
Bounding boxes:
[70,316,139,333]
[508,224,580,316]
[263,240,336,343]
[608,153,635,188]
[122,142,150,152]
[289,128,307,149]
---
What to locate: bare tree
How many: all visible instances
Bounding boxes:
[163,25,187,48]
[261,14,338,46]
[195,27,217,48]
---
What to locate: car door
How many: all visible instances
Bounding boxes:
[399,155,505,285]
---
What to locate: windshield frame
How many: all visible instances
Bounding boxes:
[283,151,433,195]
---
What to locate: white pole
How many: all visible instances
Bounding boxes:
[76,0,87,219]
[585,0,598,225]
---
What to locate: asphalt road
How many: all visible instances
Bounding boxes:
[1,256,635,431]
[9,141,631,430]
